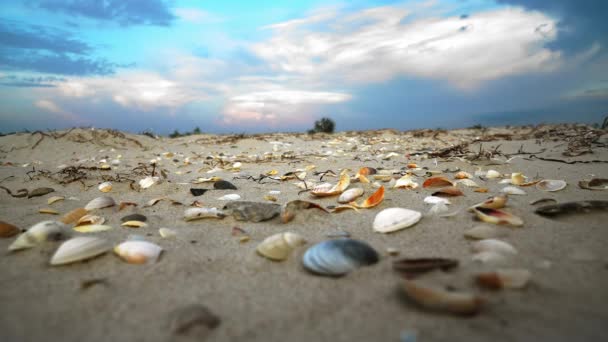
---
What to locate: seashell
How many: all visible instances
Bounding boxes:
[256,232,306,261]
[394,175,418,189]
[472,207,523,226]
[454,171,472,179]
[485,170,501,179]
[422,176,454,188]
[263,195,277,202]
[213,180,237,190]
[190,188,209,196]
[456,179,479,187]
[121,213,147,222]
[500,186,526,195]
[471,251,507,264]
[427,202,449,216]
[470,195,508,210]
[84,196,116,210]
[578,178,608,190]
[119,201,138,210]
[121,220,148,228]
[169,304,220,338]
[475,269,531,289]
[351,186,384,209]
[192,176,222,184]
[432,187,463,197]
[373,207,422,233]
[280,200,328,223]
[510,172,526,185]
[159,228,176,238]
[98,181,112,192]
[39,208,59,215]
[184,207,226,221]
[464,225,507,240]
[471,239,517,255]
[393,258,459,278]
[47,196,65,205]
[302,239,379,276]
[60,207,88,224]
[73,224,113,233]
[114,240,163,264]
[293,180,316,190]
[27,187,55,198]
[139,176,159,189]
[223,201,281,222]
[76,214,105,227]
[99,164,111,170]
[144,197,167,207]
[311,174,350,197]
[473,187,489,193]
[356,167,377,177]
[9,221,69,251]
[0,220,20,238]
[534,200,608,217]
[406,163,419,169]
[49,236,111,265]
[338,188,364,203]
[424,196,451,205]
[536,179,567,192]
[218,194,241,201]
[373,174,393,182]
[402,280,483,315]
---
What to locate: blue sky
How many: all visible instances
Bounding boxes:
[0,0,606,134]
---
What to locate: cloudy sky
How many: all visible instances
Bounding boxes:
[0,0,606,134]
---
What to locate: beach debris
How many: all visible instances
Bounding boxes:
[190,188,209,196]
[473,187,489,193]
[0,186,28,198]
[394,175,419,189]
[60,207,88,224]
[98,182,112,193]
[27,187,55,198]
[139,176,159,189]
[119,201,138,211]
[529,198,557,206]
[510,172,526,185]
[457,179,480,188]
[263,195,278,202]
[218,194,241,201]
[73,224,113,233]
[84,196,116,210]
[0,220,20,238]
[475,269,531,290]
[159,228,176,238]
[485,170,501,179]
[192,176,222,184]
[393,258,459,278]
[121,213,147,222]
[454,171,472,179]
[373,208,422,233]
[536,179,567,192]
[280,200,328,223]
[114,240,163,264]
[76,214,105,226]
[214,180,237,190]
[39,208,59,215]
[121,220,147,228]
[432,187,464,197]
[578,178,608,190]
[472,239,517,255]
[302,239,379,276]
[184,207,226,221]
[47,196,65,205]
[464,225,507,240]
[424,196,451,205]
[338,188,364,203]
[470,195,508,210]
[311,173,350,197]
[50,236,111,266]
[222,201,281,222]
[351,186,385,209]
[401,280,483,315]
[500,186,526,195]
[256,232,307,261]
[144,197,166,207]
[422,176,454,188]
[9,221,68,251]
[534,200,608,217]
[169,304,220,339]
[472,207,523,226]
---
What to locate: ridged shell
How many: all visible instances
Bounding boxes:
[184,207,225,221]
[256,232,306,261]
[310,174,350,197]
[9,221,68,251]
[536,179,567,192]
[114,240,163,264]
[0,220,20,238]
[50,236,111,265]
[302,239,379,276]
[338,188,364,203]
[402,280,483,315]
[373,208,422,233]
[84,196,116,210]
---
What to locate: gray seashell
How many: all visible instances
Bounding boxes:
[222,201,281,222]
[50,236,111,265]
[338,188,364,203]
[302,239,379,276]
[121,213,147,222]
[9,221,69,251]
[85,196,116,210]
[28,187,55,198]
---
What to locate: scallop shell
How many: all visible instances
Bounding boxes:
[139,176,159,189]
[351,186,385,209]
[84,196,116,210]
[373,208,422,233]
[394,175,419,189]
[402,280,483,315]
[302,239,379,276]
[47,196,65,205]
[9,221,69,251]
[218,194,241,201]
[500,186,526,195]
[338,188,364,203]
[476,269,531,289]
[472,207,523,226]
[536,179,567,192]
[50,236,111,265]
[98,181,112,192]
[471,239,517,255]
[0,220,20,238]
[310,174,350,197]
[60,207,88,224]
[184,207,226,221]
[422,176,454,188]
[159,228,176,238]
[256,232,306,261]
[114,240,163,264]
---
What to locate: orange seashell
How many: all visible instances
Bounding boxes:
[454,171,472,179]
[473,187,489,193]
[423,176,454,188]
[471,195,508,210]
[352,186,385,208]
[406,163,419,169]
[357,167,377,176]
[432,187,464,197]
[60,207,88,224]
[402,280,483,315]
[0,220,20,238]
[311,174,350,197]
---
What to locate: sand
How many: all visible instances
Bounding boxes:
[0,125,607,342]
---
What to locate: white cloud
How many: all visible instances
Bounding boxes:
[174,8,212,23]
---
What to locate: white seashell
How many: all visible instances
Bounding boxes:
[510,173,526,185]
[373,208,422,233]
[464,225,507,240]
[9,221,69,251]
[394,175,418,189]
[231,162,242,169]
[536,179,567,192]
[218,194,241,201]
[256,232,306,261]
[427,202,450,216]
[268,190,281,195]
[84,196,116,210]
[471,251,507,264]
[114,240,163,264]
[500,186,526,195]
[457,179,479,187]
[486,170,501,179]
[50,236,111,265]
[139,176,159,189]
[98,181,112,193]
[498,179,512,184]
[184,207,226,221]
[159,228,176,238]
[424,196,451,205]
[338,188,364,203]
[73,224,113,233]
[472,239,517,255]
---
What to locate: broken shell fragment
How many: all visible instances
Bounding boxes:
[302,239,379,276]
[393,258,459,278]
[50,236,111,265]
[98,181,112,193]
[121,221,148,228]
[311,173,350,197]
[500,186,526,196]
[338,188,364,203]
[114,240,163,264]
[511,172,526,185]
[422,176,454,188]
[9,221,69,251]
[256,232,307,261]
[578,178,608,190]
[402,280,483,315]
[432,187,464,197]
[184,207,226,221]
[470,195,508,210]
[223,201,281,222]
[76,214,105,227]
[472,207,523,227]
[27,187,55,198]
[536,179,567,192]
[475,269,531,289]
[139,176,159,189]
[60,207,88,224]
[373,208,422,233]
[39,208,59,215]
[73,225,113,233]
[84,196,116,210]
[47,196,65,205]
[394,175,419,189]
[280,200,328,223]
[159,228,176,238]
[456,179,479,188]
[0,220,20,238]
[471,239,517,255]
[351,186,385,209]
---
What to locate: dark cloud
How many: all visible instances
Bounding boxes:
[0,21,90,54]
[34,0,176,26]
[0,75,65,87]
[496,0,608,54]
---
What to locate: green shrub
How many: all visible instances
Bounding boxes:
[311,117,335,133]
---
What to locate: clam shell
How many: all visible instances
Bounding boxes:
[394,175,418,189]
[159,228,176,238]
[485,170,501,179]
[423,196,451,205]
[351,186,385,209]
[402,280,483,315]
[85,196,116,210]
[50,236,111,265]
[302,239,379,276]
[511,172,526,185]
[98,181,112,192]
[456,179,479,187]
[311,174,350,197]
[60,207,88,224]
[432,187,464,197]
[47,196,65,205]
[139,176,159,189]
[114,240,163,264]
[422,176,454,188]
[121,220,147,228]
[338,188,364,203]
[578,178,608,190]
[0,220,20,238]
[470,195,508,210]
[256,232,306,261]
[373,208,422,233]
[500,186,526,195]
[76,214,105,227]
[472,239,517,255]
[454,171,472,179]
[218,194,241,201]
[472,207,523,226]
[476,269,531,289]
[9,221,68,251]
[184,207,226,221]
[73,224,113,233]
[536,179,567,192]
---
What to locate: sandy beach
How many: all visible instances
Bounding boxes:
[1,124,607,342]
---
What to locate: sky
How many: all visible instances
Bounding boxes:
[0,0,607,134]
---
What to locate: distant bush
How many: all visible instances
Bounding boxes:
[309,117,335,134]
[469,124,484,130]
[168,126,202,138]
